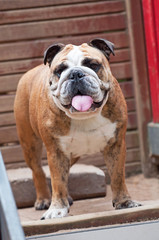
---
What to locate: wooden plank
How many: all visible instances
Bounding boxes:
[0,0,103,10]
[0,74,21,93]
[126,130,139,149]
[5,154,141,172]
[2,146,140,165]
[0,14,126,42]
[1,145,24,164]
[111,62,132,79]
[0,48,129,65]
[0,111,137,144]
[0,98,136,127]
[0,82,134,112]
[0,51,130,76]
[0,61,131,83]
[0,59,42,76]
[125,162,141,177]
[1,129,139,164]
[80,148,140,167]
[0,77,133,97]
[4,161,28,170]
[126,148,140,163]
[0,126,18,144]
[0,122,138,146]
[126,98,136,112]
[127,112,137,130]
[120,81,134,98]
[0,1,125,25]
[1,144,47,164]
[0,32,129,61]
[110,49,130,63]
[0,112,16,127]
[0,95,15,112]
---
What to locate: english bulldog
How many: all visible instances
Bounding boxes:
[14,38,141,219]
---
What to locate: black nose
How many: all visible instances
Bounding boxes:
[69,69,85,81]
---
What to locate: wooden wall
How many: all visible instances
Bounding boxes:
[0,0,141,175]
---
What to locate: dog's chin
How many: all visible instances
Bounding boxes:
[57,91,108,120]
[64,108,100,120]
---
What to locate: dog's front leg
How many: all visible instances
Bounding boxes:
[41,147,70,219]
[104,131,141,209]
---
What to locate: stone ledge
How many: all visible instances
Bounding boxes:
[7,164,106,208]
[22,201,159,236]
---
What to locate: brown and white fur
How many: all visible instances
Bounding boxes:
[14,39,141,219]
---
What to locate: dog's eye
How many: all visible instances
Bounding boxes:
[54,64,68,78]
[82,58,101,73]
[89,63,101,72]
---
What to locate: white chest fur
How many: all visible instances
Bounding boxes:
[59,115,116,158]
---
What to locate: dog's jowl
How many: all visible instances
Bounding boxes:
[14,38,141,219]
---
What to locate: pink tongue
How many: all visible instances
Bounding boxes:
[72,95,93,112]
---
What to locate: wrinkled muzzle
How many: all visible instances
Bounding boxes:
[51,67,110,113]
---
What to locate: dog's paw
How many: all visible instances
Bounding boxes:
[34,198,51,210]
[41,204,69,219]
[115,200,142,210]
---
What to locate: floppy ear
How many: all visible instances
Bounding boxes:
[44,43,65,66]
[88,38,115,61]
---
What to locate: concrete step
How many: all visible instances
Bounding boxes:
[22,201,159,237]
[7,164,106,208]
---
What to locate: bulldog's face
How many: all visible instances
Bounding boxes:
[44,38,114,119]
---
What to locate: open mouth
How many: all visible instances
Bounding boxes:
[62,91,108,113]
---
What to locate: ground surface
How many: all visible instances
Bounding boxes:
[18,174,159,222]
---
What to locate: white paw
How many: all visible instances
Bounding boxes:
[41,204,69,219]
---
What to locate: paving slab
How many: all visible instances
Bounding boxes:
[7,164,106,208]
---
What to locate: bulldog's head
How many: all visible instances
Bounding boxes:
[44,38,115,119]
